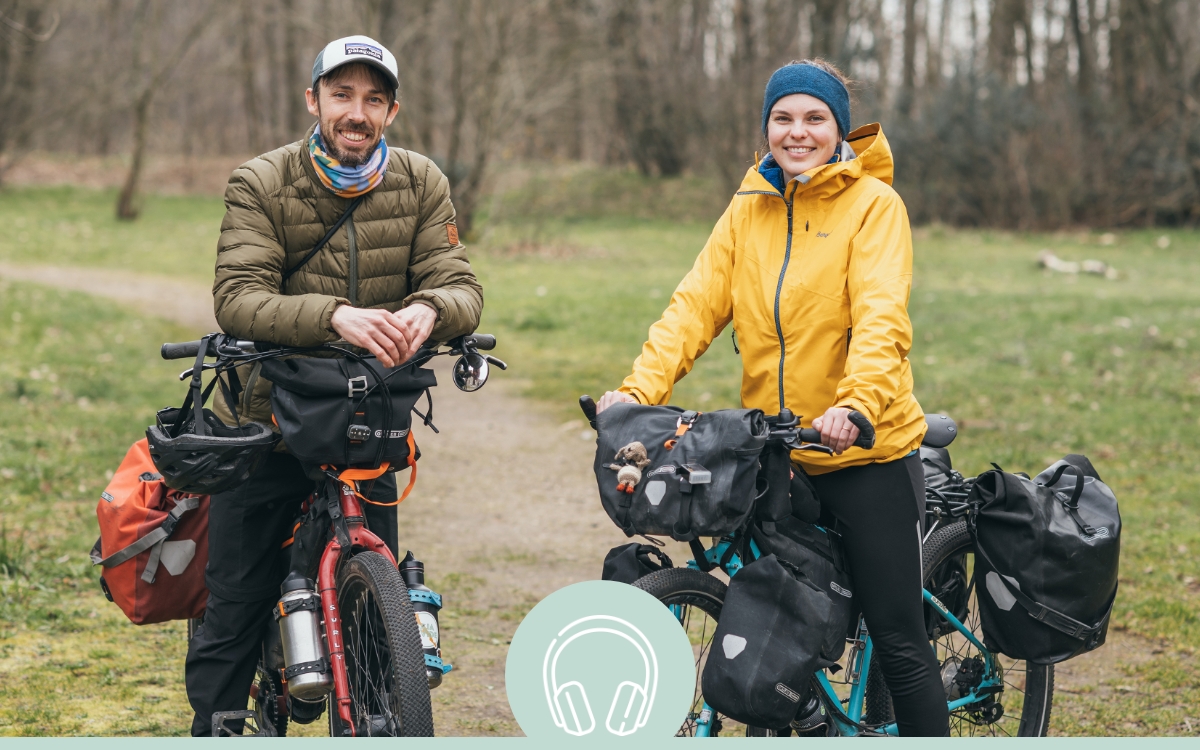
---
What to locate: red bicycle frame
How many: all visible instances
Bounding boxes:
[316,482,396,736]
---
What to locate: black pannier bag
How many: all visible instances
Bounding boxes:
[743,440,855,664]
[593,403,768,541]
[969,455,1120,664]
[259,356,437,468]
[750,517,854,666]
[701,554,831,730]
[600,543,674,584]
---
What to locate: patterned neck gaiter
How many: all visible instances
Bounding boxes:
[308,125,388,198]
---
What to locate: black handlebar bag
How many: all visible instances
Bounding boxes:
[593,403,768,541]
[701,554,831,730]
[969,455,1120,664]
[259,356,437,469]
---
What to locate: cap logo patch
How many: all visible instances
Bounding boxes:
[345,43,383,61]
[446,222,459,245]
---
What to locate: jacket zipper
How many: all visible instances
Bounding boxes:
[774,197,794,413]
[346,213,358,306]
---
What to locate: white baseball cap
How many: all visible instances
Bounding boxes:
[311,35,399,92]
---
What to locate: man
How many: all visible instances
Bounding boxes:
[185,35,482,735]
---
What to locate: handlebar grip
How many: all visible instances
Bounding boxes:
[847,410,876,449]
[161,339,212,360]
[466,333,496,351]
[798,428,822,444]
[798,419,874,449]
[579,395,598,430]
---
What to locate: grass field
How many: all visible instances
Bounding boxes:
[1,184,1199,735]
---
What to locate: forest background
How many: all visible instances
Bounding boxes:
[1,0,1199,231]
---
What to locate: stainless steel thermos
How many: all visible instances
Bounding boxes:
[275,571,332,700]
[400,552,446,688]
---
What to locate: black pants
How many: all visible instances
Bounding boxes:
[185,453,399,736]
[808,453,950,737]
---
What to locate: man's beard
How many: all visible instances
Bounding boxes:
[320,116,380,167]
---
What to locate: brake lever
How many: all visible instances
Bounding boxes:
[796,443,834,455]
[484,354,508,370]
[780,434,835,455]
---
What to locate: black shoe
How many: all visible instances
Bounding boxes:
[288,695,326,725]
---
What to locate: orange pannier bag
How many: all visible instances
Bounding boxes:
[90,439,209,624]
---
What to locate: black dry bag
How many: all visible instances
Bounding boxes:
[600,543,674,585]
[749,517,854,666]
[969,455,1120,664]
[592,403,768,541]
[701,554,831,730]
[260,356,436,469]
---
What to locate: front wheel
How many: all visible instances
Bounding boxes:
[864,520,1055,736]
[634,567,767,737]
[328,551,434,737]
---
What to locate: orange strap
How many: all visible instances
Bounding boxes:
[664,415,702,450]
[353,432,418,508]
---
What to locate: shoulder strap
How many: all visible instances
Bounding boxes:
[280,196,365,293]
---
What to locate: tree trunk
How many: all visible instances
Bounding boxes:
[116,91,152,220]
[240,0,262,153]
[281,0,305,138]
[899,0,919,118]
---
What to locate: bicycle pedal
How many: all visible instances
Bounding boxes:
[211,709,273,737]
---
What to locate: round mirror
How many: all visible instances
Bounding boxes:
[452,353,489,392]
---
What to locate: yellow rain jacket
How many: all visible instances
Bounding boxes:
[619,123,925,474]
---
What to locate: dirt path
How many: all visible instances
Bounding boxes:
[2,263,1177,736]
[0,264,218,332]
[0,262,686,736]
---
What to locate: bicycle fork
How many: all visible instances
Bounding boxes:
[318,482,398,736]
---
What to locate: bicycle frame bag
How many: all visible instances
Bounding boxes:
[701,554,831,730]
[593,402,768,541]
[969,455,1120,664]
[260,355,436,469]
[600,543,674,584]
[90,439,209,624]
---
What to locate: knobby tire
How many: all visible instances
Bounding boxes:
[328,551,434,737]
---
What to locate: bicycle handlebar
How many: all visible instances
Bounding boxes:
[577,398,875,451]
[162,332,498,361]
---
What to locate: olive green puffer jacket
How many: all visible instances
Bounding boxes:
[211,128,483,425]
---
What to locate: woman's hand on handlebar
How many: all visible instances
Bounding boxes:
[811,406,860,455]
[596,390,636,413]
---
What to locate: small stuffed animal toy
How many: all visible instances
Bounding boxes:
[613,441,651,494]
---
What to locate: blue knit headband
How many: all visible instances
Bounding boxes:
[761,64,851,139]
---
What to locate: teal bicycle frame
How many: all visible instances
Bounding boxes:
[678,533,1003,737]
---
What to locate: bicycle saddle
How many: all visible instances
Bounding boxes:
[922,414,958,449]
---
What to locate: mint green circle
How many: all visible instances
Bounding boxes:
[505,580,696,739]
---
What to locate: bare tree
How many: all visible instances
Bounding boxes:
[115,2,211,220]
[0,0,59,184]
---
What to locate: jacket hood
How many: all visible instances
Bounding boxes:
[740,123,894,196]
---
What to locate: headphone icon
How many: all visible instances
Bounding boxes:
[542,615,660,736]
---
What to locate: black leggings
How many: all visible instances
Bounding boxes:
[808,453,950,737]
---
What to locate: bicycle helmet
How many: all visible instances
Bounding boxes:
[147,408,278,495]
[146,333,279,495]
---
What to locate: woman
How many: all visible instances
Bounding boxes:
[596,60,948,736]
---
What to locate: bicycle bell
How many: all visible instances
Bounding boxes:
[452,352,489,392]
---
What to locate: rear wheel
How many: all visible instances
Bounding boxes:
[863,521,1055,736]
[328,551,433,737]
